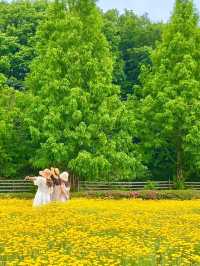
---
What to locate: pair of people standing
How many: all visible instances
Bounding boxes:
[25,168,70,207]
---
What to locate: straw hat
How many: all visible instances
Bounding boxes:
[50,167,60,179]
[60,171,69,182]
[39,169,51,179]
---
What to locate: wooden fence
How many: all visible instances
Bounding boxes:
[79,181,200,191]
[0,180,200,193]
[0,180,35,193]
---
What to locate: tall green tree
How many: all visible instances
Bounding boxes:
[102,9,126,91]
[138,0,200,182]
[103,10,163,99]
[0,74,33,177]
[119,11,163,98]
[26,0,145,180]
[0,0,47,90]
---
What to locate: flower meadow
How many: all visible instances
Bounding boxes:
[1,199,200,266]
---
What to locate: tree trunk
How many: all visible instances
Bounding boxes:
[176,141,184,182]
[69,171,79,192]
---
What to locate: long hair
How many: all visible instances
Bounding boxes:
[52,176,61,186]
[61,180,70,187]
[51,167,61,186]
[46,179,53,188]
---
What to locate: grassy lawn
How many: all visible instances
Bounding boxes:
[0,198,200,265]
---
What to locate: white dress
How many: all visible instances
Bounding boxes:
[51,185,61,201]
[60,184,70,202]
[33,176,51,207]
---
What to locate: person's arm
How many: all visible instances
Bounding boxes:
[60,183,66,194]
[60,184,69,196]
[25,176,37,181]
[66,186,70,198]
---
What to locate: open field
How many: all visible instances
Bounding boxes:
[0,199,200,266]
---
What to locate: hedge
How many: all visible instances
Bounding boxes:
[1,190,200,200]
[73,190,200,200]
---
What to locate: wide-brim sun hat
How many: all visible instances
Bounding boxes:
[50,167,59,179]
[39,169,51,179]
[60,171,69,182]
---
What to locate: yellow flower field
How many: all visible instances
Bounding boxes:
[0,199,200,266]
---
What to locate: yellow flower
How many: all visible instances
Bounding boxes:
[0,198,200,265]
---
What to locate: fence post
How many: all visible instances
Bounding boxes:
[168,178,171,190]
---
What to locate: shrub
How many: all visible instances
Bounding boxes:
[73,190,200,200]
[0,193,34,199]
[173,177,185,190]
[130,191,140,198]
[144,180,158,190]
[1,190,200,200]
[140,191,158,200]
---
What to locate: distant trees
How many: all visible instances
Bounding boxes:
[138,0,200,183]
[0,0,47,90]
[0,0,47,177]
[0,0,199,182]
[26,0,145,180]
[0,74,33,176]
[103,9,163,98]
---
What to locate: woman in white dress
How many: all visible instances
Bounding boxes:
[25,169,53,207]
[59,171,70,202]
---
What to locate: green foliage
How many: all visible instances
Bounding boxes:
[0,193,34,199]
[26,0,145,181]
[0,0,47,89]
[137,0,200,182]
[0,67,34,177]
[0,0,200,183]
[73,190,200,200]
[1,190,200,200]
[0,84,34,177]
[103,10,163,98]
[144,180,158,190]
[173,176,185,190]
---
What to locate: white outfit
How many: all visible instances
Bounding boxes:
[51,185,61,201]
[60,184,70,202]
[33,176,51,207]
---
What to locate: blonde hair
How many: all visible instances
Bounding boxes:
[54,168,60,176]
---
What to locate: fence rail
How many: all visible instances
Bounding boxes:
[0,180,200,193]
[0,180,34,193]
[79,181,200,191]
